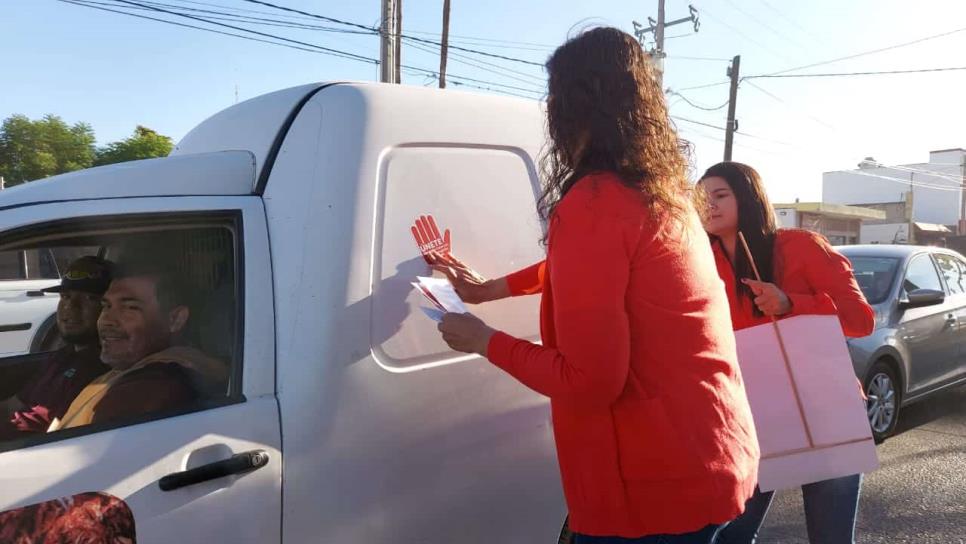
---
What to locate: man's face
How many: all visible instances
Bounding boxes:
[98,276,173,370]
[56,289,103,345]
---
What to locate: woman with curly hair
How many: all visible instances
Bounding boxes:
[432,27,759,543]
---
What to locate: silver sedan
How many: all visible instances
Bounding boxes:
[840,244,966,443]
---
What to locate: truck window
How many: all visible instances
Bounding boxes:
[372,145,544,369]
[0,214,242,451]
[0,251,23,280]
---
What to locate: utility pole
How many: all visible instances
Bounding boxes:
[394,0,402,84]
[633,3,699,86]
[439,0,450,88]
[723,55,741,161]
[654,0,665,85]
[380,0,401,83]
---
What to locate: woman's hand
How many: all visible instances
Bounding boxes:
[743,279,792,316]
[430,252,509,304]
[438,313,496,356]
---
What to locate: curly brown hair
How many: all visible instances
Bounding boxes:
[539,27,694,241]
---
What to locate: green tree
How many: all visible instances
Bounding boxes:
[94,125,172,166]
[0,114,96,187]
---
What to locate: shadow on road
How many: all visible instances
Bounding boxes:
[892,383,966,438]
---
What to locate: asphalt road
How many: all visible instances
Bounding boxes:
[758,384,966,543]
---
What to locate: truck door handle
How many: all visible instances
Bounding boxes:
[159,450,269,491]
[946,314,957,324]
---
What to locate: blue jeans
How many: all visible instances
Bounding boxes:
[573,523,728,544]
[716,474,863,544]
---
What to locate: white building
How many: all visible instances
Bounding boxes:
[822,148,965,243]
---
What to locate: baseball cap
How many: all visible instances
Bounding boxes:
[42,256,114,295]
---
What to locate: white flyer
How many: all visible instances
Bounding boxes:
[414,276,468,314]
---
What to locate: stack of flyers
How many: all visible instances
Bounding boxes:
[411,276,468,322]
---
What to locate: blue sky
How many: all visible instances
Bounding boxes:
[4,0,966,202]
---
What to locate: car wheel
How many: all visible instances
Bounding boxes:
[865,361,900,444]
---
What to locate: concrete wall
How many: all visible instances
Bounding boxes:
[775,208,798,228]
[861,223,911,244]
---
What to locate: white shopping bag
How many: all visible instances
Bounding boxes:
[734,314,879,491]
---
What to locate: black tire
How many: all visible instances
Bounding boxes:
[865,360,901,444]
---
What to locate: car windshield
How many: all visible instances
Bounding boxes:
[848,256,901,304]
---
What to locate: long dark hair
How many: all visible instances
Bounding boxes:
[538,27,693,242]
[701,162,778,313]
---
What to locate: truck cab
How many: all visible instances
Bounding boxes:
[0,82,564,543]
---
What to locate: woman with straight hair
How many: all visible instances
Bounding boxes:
[430,28,759,543]
[699,161,874,544]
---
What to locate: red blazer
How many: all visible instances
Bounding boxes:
[711,229,875,337]
[486,173,759,537]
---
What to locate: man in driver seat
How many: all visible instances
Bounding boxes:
[50,259,227,431]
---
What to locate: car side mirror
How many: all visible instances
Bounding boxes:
[899,288,945,309]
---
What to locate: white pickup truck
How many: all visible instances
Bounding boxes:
[0,82,565,543]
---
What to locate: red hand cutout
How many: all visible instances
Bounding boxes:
[411,214,451,264]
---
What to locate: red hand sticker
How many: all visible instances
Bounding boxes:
[411,214,451,264]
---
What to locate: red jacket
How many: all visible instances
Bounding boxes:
[711,230,875,337]
[486,173,759,537]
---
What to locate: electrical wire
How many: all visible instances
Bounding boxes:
[59,0,540,100]
[237,0,546,67]
[746,66,966,79]
[667,90,729,111]
[755,24,966,77]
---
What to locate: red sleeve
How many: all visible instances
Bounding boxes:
[505,261,546,296]
[486,195,636,406]
[786,234,875,338]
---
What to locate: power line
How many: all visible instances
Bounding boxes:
[667,90,729,111]
[403,36,546,83]
[58,0,360,58]
[107,0,379,63]
[758,24,966,77]
[672,116,726,131]
[403,69,539,100]
[677,80,730,92]
[60,0,540,100]
[677,124,792,157]
[80,0,373,34]
[238,0,546,68]
[697,5,795,64]
[162,0,557,50]
[667,55,732,62]
[747,65,966,79]
[105,0,551,68]
[403,38,545,88]
[672,115,790,146]
[742,79,837,130]
[755,0,819,40]
[721,0,808,51]
[837,169,963,192]
[869,163,965,185]
[405,64,542,95]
